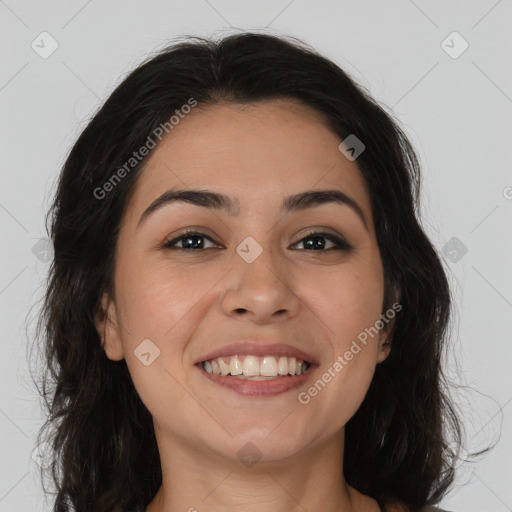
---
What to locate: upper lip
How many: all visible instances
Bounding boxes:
[194,341,318,365]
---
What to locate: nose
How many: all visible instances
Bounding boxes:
[220,244,301,324]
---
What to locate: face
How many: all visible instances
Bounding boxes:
[95,99,392,465]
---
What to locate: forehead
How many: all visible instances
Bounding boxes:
[125,99,372,224]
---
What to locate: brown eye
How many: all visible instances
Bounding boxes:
[163,231,220,250]
[292,231,353,252]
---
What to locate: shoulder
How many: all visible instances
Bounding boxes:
[420,506,453,512]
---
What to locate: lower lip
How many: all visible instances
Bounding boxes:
[196,364,317,397]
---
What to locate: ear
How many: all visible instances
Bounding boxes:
[376,291,401,363]
[376,333,392,364]
[94,292,125,361]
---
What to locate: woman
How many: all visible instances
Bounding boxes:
[34,32,461,512]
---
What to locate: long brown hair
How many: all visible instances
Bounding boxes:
[32,32,462,512]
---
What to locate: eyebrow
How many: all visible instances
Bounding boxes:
[137,188,368,231]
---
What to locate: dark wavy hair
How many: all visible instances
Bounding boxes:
[32,31,463,512]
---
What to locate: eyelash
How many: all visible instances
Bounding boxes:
[162,229,353,252]
[295,230,353,252]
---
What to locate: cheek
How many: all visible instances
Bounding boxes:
[113,256,211,418]
[307,259,384,347]
[115,254,215,338]
[305,259,384,422]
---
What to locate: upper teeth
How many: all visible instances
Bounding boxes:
[202,355,309,377]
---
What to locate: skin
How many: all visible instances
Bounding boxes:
[95,99,397,512]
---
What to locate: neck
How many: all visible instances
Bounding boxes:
[146,427,379,512]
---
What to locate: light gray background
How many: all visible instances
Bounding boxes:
[1,1,511,511]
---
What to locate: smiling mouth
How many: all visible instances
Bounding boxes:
[199,354,311,380]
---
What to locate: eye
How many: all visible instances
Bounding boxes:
[163,230,220,250]
[291,230,353,252]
